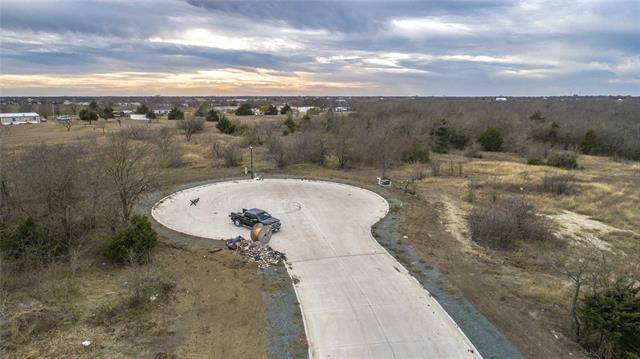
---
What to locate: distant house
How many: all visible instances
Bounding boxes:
[56,115,73,122]
[495,97,507,101]
[294,106,318,113]
[213,106,239,113]
[0,112,41,125]
[334,106,349,112]
[130,114,148,121]
[153,108,171,115]
[113,110,132,117]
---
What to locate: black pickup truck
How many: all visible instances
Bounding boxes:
[229,208,281,232]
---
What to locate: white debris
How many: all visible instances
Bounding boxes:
[150,294,157,301]
[82,340,91,347]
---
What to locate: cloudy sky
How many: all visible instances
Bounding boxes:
[1,0,638,96]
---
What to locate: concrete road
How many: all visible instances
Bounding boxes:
[152,179,480,358]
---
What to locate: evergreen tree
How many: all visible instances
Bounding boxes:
[167,106,184,121]
[280,104,292,114]
[580,128,598,154]
[478,126,503,151]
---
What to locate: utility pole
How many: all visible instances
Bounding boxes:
[249,145,254,179]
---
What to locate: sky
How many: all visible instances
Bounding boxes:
[0,0,639,96]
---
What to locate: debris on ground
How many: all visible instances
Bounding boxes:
[81,340,91,347]
[225,235,286,268]
[226,235,245,250]
[377,177,392,187]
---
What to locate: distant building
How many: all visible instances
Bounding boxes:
[0,112,41,125]
[214,106,239,113]
[130,114,149,121]
[113,110,133,117]
[294,106,318,113]
[495,97,507,101]
[153,108,171,115]
[56,115,73,122]
[334,106,349,112]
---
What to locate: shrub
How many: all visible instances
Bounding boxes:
[546,151,578,169]
[124,125,150,140]
[283,115,297,134]
[205,109,219,122]
[478,126,503,151]
[235,103,253,116]
[449,133,470,149]
[401,141,430,163]
[167,106,184,121]
[216,115,237,134]
[538,174,575,195]
[78,108,98,124]
[264,104,278,115]
[177,117,205,142]
[531,121,560,144]
[577,280,640,358]
[469,198,551,250]
[280,104,292,114]
[529,111,544,121]
[579,128,599,154]
[222,143,243,167]
[103,215,158,264]
[0,217,67,264]
[154,128,183,168]
[431,119,451,153]
[524,142,550,165]
[464,143,483,158]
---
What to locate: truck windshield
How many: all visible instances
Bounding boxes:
[257,212,271,221]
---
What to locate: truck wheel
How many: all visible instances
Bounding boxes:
[234,219,241,227]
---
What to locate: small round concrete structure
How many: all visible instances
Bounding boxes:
[152,179,480,358]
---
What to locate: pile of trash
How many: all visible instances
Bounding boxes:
[226,235,286,268]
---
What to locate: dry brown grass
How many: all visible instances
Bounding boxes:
[3,245,269,358]
[3,116,638,359]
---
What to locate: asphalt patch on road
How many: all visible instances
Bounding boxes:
[372,197,523,359]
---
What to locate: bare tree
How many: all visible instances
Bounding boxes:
[102,132,158,223]
[153,127,183,168]
[177,116,204,142]
[222,142,242,167]
[61,118,73,132]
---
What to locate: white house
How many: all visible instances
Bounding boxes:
[294,106,318,113]
[0,112,41,125]
[130,114,149,121]
[495,97,507,101]
[153,108,171,115]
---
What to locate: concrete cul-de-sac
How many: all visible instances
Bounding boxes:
[152,179,480,358]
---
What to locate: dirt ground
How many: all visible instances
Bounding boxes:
[2,242,276,358]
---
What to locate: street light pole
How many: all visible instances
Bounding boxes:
[249,145,254,179]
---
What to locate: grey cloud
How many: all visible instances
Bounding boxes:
[0,0,638,95]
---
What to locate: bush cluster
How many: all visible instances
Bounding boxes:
[0,217,67,265]
[103,215,158,264]
[546,151,579,169]
[468,198,552,250]
[538,174,575,195]
[577,280,640,358]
